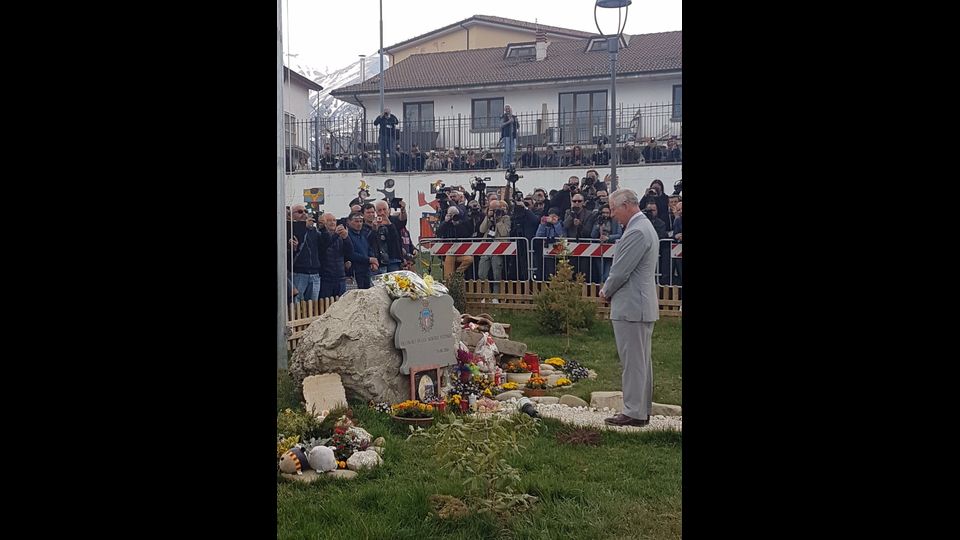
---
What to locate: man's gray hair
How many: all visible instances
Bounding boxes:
[609,188,640,208]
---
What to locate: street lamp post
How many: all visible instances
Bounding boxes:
[594,0,631,192]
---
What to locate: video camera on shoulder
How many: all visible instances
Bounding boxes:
[470,176,487,193]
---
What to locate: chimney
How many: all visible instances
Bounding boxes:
[535,29,548,61]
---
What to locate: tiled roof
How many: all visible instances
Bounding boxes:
[384,14,596,51]
[332,31,681,97]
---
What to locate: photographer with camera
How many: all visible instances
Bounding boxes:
[507,188,540,281]
[548,176,580,218]
[288,204,339,304]
[317,213,355,298]
[500,104,519,168]
[478,199,511,302]
[437,206,475,282]
[564,191,598,280]
[373,108,399,172]
[592,204,623,284]
[373,200,405,273]
[581,171,601,211]
[639,180,670,230]
[470,176,487,205]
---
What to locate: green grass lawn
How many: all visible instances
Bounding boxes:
[278,311,682,539]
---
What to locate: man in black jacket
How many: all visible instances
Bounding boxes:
[288,204,336,303]
[373,108,399,172]
[317,213,355,298]
[374,200,405,273]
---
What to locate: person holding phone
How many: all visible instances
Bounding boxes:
[373,108,399,172]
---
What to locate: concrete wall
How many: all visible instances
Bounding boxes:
[286,163,681,247]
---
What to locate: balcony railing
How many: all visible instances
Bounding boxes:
[284,102,681,171]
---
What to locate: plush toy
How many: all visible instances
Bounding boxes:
[278,446,311,475]
[306,445,337,473]
[279,444,339,475]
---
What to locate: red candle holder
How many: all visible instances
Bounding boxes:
[437,401,447,413]
[459,400,470,413]
[524,353,540,374]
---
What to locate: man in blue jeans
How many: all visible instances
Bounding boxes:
[500,104,518,168]
[373,108,399,173]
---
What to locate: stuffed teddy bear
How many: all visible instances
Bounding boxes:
[278,445,338,475]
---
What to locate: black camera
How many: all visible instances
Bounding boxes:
[673,179,682,196]
[646,188,658,197]
[505,165,521,184]
[471,176,487,193]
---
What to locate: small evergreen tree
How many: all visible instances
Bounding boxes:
[534,239,596,348]
[448,270,466,313]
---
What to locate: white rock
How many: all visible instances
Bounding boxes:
[369,446,384,455]
[346,426,373,445]
[372,436,386,447]
[559,395,589,408]
[494,390,524,401]
[347,450,383,471]
[651,402,683,416]
[529,396,559,404]
[590,391,624,411]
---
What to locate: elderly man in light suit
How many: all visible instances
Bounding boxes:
[599,188,660,427]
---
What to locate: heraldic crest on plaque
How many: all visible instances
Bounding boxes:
[389,294,456,375]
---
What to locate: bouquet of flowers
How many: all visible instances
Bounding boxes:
[525,374,548,389]
[544,357,566,368]
[390,400,435,418]
[505,359,530,373]
[374,271,449,300]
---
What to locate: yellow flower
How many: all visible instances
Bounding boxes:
[483,388,493,397]
[395,276,412,290]
[546,357,565,367]
[502,382,518,390]
[555,378,572,386]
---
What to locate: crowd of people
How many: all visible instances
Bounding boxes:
[285,171,682,305]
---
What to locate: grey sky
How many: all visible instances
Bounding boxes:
[282,0,682,74]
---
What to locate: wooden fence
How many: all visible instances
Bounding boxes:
[286,281,681,351]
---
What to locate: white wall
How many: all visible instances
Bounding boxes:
[285,163,681,247]
[362,73,680,150]
[283,83,313,127]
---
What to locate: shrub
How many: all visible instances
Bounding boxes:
[534,240,596,341]
[448,270,466,313]
[413,413,541,513]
